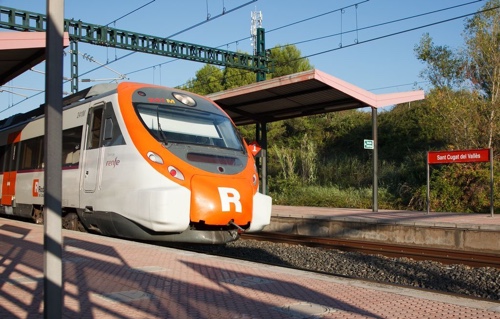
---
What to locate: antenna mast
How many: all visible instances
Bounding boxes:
[250,10,263,55]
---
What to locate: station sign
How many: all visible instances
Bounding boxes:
[427,148,490,164]
[363,139,374,150]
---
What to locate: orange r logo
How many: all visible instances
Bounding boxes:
[218,187,242,213]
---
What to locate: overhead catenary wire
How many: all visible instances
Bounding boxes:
[274,0,486,49]
[125,0,372,77]
[105,1,157,62]
[176,4,493,92]
[77,51,127,81]
[267,0,370,34]
[129,0,486,91]
[105,0,156,27]
[0,89,28,98]
[76,0,258,81]
[200,0,484,55]
[0,85,44,92]
[299,4,499,61]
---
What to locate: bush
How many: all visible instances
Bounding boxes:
[270,185,397,209]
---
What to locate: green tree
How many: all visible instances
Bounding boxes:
[268,44,313,78]
[414,33,465,89]
[379,96,445,162]
[181,44,313,93]
[221,67,255,90]
[181,64,223,95]
[415,0,500,149]
[410,0,500,212]
[463,0,500,148]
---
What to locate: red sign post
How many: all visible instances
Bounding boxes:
[427,148,494,217]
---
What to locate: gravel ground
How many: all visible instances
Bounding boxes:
[177,239,500,301]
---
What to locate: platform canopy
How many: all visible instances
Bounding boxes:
[0,32,69,86]
[208,69,425,126]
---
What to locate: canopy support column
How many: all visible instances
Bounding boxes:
[372,106,378,212]
[255,122,268,194]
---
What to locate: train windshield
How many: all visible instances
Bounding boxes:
[135,103,245,151]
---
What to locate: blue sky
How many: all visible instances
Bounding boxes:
[0,0,488,119]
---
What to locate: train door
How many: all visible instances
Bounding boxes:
[83,104,104,192]
[1,131,21,207]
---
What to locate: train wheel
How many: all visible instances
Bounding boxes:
[33,207,44,224]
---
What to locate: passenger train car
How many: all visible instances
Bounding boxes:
[0,82,272,244]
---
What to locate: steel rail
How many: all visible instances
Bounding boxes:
[241,232,500,269]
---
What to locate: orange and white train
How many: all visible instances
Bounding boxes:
[0,82,272,243]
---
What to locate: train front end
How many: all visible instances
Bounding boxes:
[119,83,271,244]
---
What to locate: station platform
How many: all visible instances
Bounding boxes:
[266,206,500,253]
[1,217,500,318]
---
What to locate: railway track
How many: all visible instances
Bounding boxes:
[241,232,500,269]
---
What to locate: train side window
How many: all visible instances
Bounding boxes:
[3,145,12,172]
[1,145,11,172]
[20,141,32,169]
[63,126,83,166]
[10,143,18,171]
[0,145,6,173]
[104,118,113,141]
[0,141,24,172]
[88,107,103,149]
[102,102,125,147]
[19,137,43,170]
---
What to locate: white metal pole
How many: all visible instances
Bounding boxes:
[426,153,430,215]
[372,107,378,212]
[44,0,64,317]
[490,148,494,217]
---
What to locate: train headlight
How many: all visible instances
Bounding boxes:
[252,174,257,185]
[147,151,164,164]
[172,92,196,107]
[168,166,185,181]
